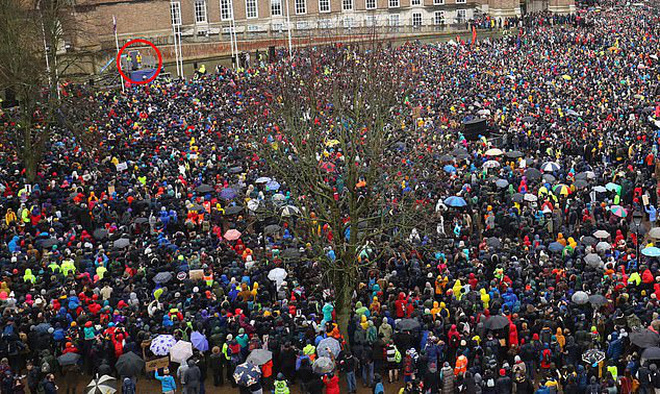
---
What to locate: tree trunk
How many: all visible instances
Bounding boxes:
[334,259,356,352]
[24,146,38,183]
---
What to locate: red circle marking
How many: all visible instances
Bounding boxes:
[116,38,163,85]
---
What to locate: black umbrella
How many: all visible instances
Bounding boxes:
[451,147,470,159]
[113,238,130,249]
[264,224,281,235]
[115,352,145,377]
[58,352,81,366]
[524,168,542,180]
[581,236,597,246]
[224,206,243,215]
[630,329,660,348]
[196,184,214,194]
[439,154,453,162]
[37,238,58,249]
[642,347,660,360]
[134,217,149,225]
[483,315,509,330]
[396,318,421,331]
[588,294,607,306]
[229,166,243,174]
[93,229,108,240]
[511,193,524,203]
[153,272,173,284]
[281,248,301,259]
[486,237,501,248]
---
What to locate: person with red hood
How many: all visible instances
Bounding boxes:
[62,342,79,354]
[395,292,408,318]
[509,322,519,348]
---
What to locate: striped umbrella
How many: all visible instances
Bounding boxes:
[610,205,627,218]
[553,184,571,196]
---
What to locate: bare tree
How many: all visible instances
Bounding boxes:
[258,46,435,344]
[0,0,98,182]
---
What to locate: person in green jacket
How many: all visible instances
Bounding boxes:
[274,373,290,394]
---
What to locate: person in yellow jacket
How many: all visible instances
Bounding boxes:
[5,208,16,226]
[61,259,76,277]
[452,279,464,301]
[480,288,490,309]
[274,373,289,394]
[23,269,36,284]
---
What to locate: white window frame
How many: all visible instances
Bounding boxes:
[388,0,399,8]
[366,0,376,9]
[456,0,466,3]
[434,11,445,24]
[220,0,233,20]
[343,0,353,11]
[389,13,400,25]
[344,17,354,27]
[319,0,330,12]
[194,0,207,24]
[412,12,422,26]
[271,0,282,16]
[318,19,333,28]
[411,0,421,5]
[245,0,258,18]
[170,1,182,26]
[434,0,445,4]
[456,8,466,21]
[365,15,378,26]
[295,0,306,14]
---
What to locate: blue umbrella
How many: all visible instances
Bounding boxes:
[443,165,457,173]
[266,180,281,191]
[642,247,660,257]
[190,331,209,352]
[233,362,261,387]
[548,242,564,253]
[444,196,467,208]
[220,188,237,200]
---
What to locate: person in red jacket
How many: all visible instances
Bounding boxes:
[509,323,519,348]
[395,292,408,318]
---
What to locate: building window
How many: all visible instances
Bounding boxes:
[170,1,181,25]
[366,0,376,9]
[319,0,330,12]
[389,13,400,25]
[412,12,422,26]
[366,15,378,25]
[296,21,309,29]
[344,17,354,27]
[434,11,445,24]
[271,0,282,15]
[456,0,466,3]
[319,19,333,28]
[272,22,284,30]
[434,0,444,4]
[411,0,421,5]
[295,0,306,14]
[388,0,399,7]
[194,0,207,23]
[456,8,466,21]
[220,0,233,20]
[246,0,257,18]
[343,0,353,10]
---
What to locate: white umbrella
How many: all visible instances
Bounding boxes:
[592,186,607,193]
[483,160,500,169]
[150,334,176,356]
[596,241,611,252]
[541,162,560,172]
[255,177,271,184]
[268,268,287,289]
[593,230,611,239]
[649,228,660,239]
[281,205,301,217]
[523,193,538,202]
[484,148,503,156]
[85,375,116,394]
[170,340,193,364]
[247,199,260,212]
[317,337,341,358]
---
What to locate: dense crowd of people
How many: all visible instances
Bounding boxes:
[0,0,659,393]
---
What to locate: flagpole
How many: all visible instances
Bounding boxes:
[113,15,125,94]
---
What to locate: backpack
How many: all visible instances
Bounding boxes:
[394,348,402,363]
[41,359,51,374]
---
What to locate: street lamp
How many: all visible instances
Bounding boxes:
[633,209,643,262]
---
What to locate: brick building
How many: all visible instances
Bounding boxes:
[72,0,574,74]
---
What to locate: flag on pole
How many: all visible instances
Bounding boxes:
[113,15,117,34]
[471,25,477,46]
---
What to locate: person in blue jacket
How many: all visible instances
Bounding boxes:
[155,368,177,394]
[606,331,623,361]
